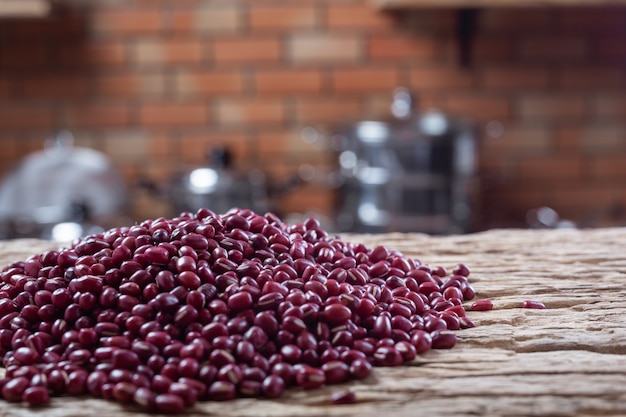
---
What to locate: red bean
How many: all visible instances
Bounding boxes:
[244,326,269,349]
[395,341,417,361]
[13,347,39,365]
[133,387,156,411]
[296,366,325,389]
[169,382,198,407]
[112,381,136,403]
[459,316,476,329]
[372,315,392,338]
[2,376,29,402]
[453,263,471,277]
[431,330,457,349]
[86,371,107,396]
[409,330,432,354]
[112,349,140,371]
[178,271,201,290]
[349,358,372,379]
[71,276,103,294]
[373,346,403,366]
[261,375,285,398]
[207,381,236,401]
[331,390,357,405]
[522,300,546,309]
[321,303,352,324]
[0,209,477,411]
[281,315,307,334]
[217,363,243,385]
[22,386,50,406]
[322,360,350,384]
[471,299,494,311]
[66,370,88,395]
[228,291,253,312]
[155,393,185,414]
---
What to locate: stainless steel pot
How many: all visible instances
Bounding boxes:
[0,131,128,241]
[153,146,270,217]
[304,88,479,234]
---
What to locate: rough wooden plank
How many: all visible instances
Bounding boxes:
[1,228,626,416]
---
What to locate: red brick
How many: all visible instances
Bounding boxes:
[480,9,552,32]
[409,66,475,90]
[289,33,362,64]
[64,103,132,127]
[517,155,583,182]
[135,39,205,65]
[481,183,548,223]
[255,69,323,94]
[57,41,127,67]
[554,127,582,153]
[18,75,89,98]
[215,98,285,126]
[479,156,517,182]
[549,183,615,215]
[9,15,84,40]
[368,35,437,60]
[294,97,364,124]
[579,126,625,154]
[332,68,398,92]
[147,130,175,160]
[0,45,49,70]
[472,36,515,62]
[101,130,150,162]
[591,95,626,119]
[519,35,588,62]
[555,8,626,32]
[518,95,585,121]
[326,5,395,30]
[278,185,334,215]
[482,67,551,90]
[213,37,281,64]
[482,125,552,155]
[443,95,511,121]
[594,36,626,62]
[0,78,10,98]
[0,105,54,129]
[403,10,456,32]
[362,94,396,119]
[0,137,20,165]
[171,7,242,34]
[556,68,624,89]
[256,129,327,163]
[133,0,200,4]
[95,73,166,97]
[250,5,318,31]
[139,102,209,126]
[175,71,244,97]
[91,9,163,34]
[588,155,626,180]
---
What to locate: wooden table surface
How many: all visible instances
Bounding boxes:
[1,228,625,416]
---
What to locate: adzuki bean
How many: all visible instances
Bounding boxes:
[0,208,478,412]
[522,300,546,309]
[471,299,494,311]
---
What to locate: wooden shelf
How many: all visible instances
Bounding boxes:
[0,0,51,17]
[373,0,626,9]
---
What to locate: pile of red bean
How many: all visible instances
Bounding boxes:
[0,209,476,413]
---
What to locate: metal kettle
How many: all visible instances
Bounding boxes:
[0,131,128,241]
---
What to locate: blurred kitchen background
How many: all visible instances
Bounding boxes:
[0,0,625,240]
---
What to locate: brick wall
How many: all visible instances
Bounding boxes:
[0,1,625,230]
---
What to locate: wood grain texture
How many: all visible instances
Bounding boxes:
[1,228,626,416]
